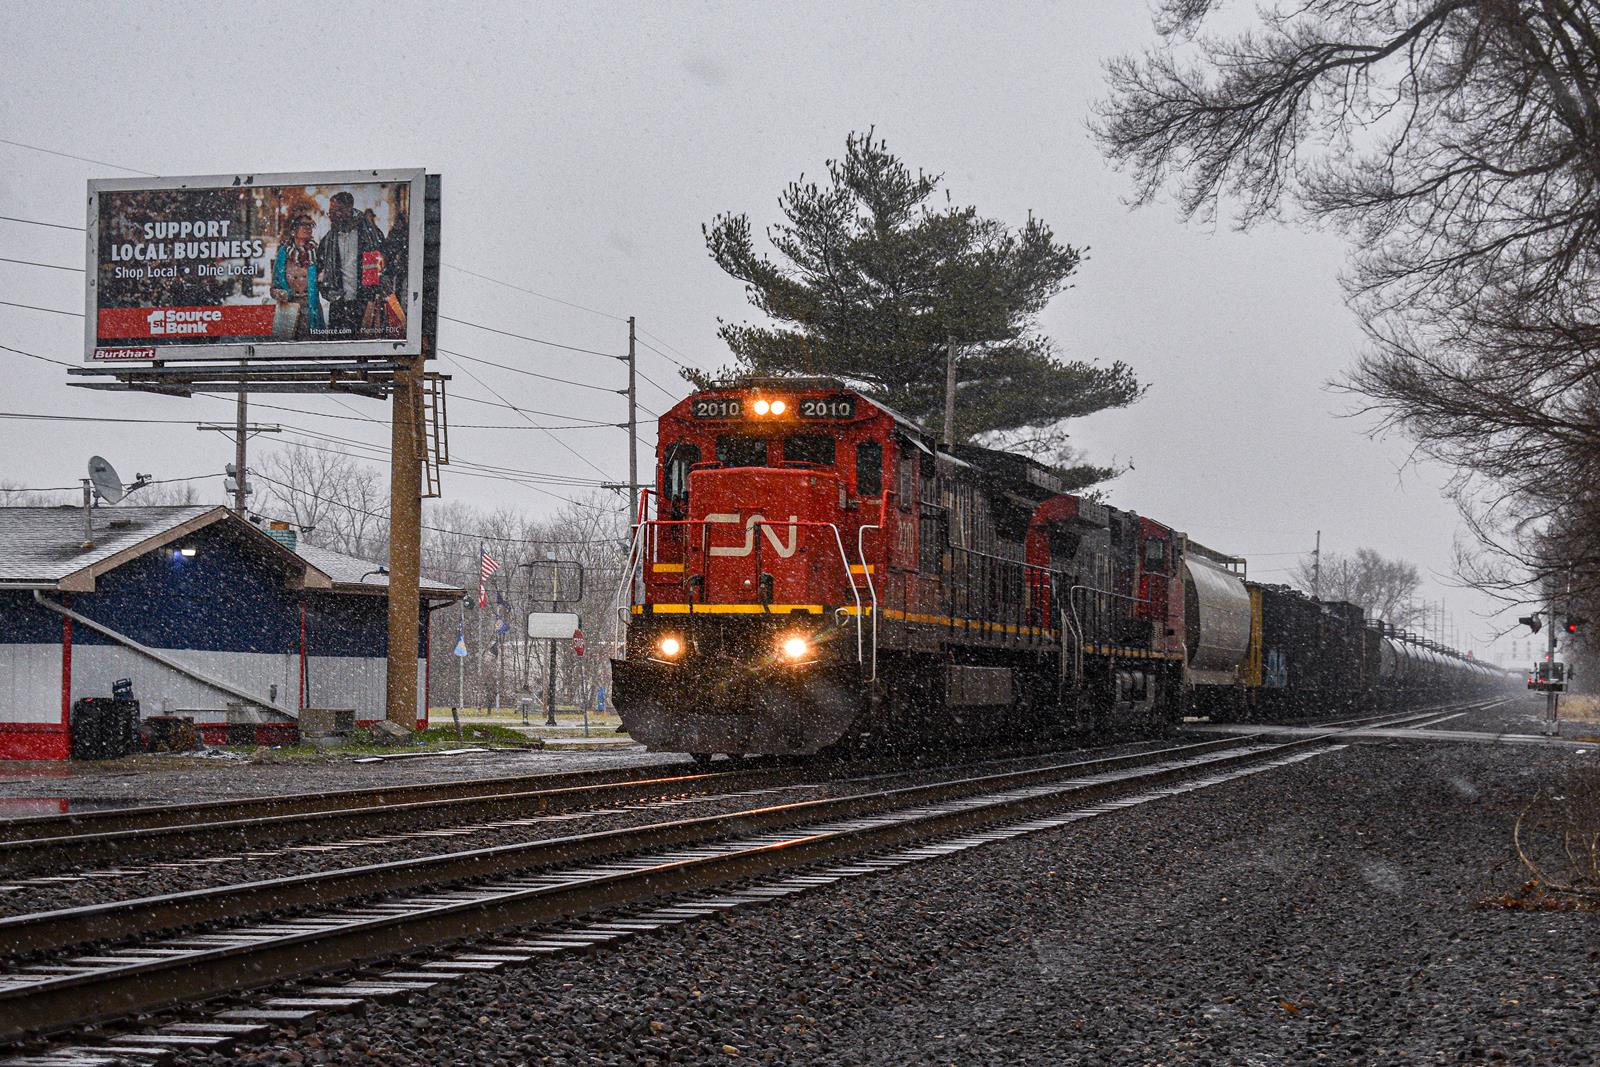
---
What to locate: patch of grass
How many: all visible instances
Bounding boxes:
[414,724,536,746]
[221,722,543,761]
[1560,694,1600,721]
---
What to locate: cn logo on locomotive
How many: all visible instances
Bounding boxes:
[705,513,800,558]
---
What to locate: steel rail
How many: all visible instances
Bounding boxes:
[0,720,1407,1045]
[0,763,822,875]
[0,736,1256,957]
[0,760,705,841]
[0,699,1496,876]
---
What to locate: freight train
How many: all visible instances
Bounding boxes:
[609,378,1511,759]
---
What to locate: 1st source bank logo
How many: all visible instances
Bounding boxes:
[146,308,222,336]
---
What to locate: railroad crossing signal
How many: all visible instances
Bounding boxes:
[1565,616,1586,634]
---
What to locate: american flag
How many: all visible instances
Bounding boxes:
[478,548,500,608]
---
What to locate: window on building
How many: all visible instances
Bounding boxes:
[784,434,835,466]
[855,441,883,497]
[1143,537,1167,573]
[715,435,768,468]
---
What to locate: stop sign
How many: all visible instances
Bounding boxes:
[572,628,585,657]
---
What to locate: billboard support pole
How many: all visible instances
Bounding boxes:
[386,348,424,730]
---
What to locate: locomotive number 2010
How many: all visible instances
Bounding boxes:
[692,398,743,418]
[799,397,855,419]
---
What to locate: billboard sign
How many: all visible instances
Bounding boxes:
[527,611,581,640]
[85,169,426,363]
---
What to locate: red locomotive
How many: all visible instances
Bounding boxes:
[610,377,1189,759]
[609,378,1511,761]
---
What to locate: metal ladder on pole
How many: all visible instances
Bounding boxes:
[418,372,450,499]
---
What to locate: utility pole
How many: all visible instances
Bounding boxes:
[1311,530,1321,600]
[197,381,280,511]
[385,349,424,729]
[233,382,248,513]
[627,316,638,516]
[943,335,959,448]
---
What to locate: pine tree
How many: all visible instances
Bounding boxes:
[700,131,1143,478]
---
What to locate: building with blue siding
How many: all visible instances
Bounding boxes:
[0,505,462,759]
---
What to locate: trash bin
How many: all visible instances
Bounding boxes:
[70,698,139,760]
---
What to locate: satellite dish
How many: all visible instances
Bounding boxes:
[87,456,125,504]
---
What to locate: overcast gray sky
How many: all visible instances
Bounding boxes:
[0,1,1527,661]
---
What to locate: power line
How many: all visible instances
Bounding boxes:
[274,433,606,494]
[256,402,610,431]
[0,136,156,175]
[442,265,627,323]
[442,263,702,378]
[3,472,213,493]
[440,315,624,359]
[277,425,610,487]
[0,411,214,426]
[635,334,694,371]
[440,348,623,395]
[250,479,624,547]
[635,367,680,404]
[0,298,81,318]
[0,255,78,272]
[0,338,618,428]
[0,342,75,368]
[0,214,84,232]
[440,353,615,483]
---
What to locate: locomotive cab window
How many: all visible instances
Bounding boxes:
[783,434,835,466]
[855,441,883,497]
[663,443,700,502]
[715,435,768,468]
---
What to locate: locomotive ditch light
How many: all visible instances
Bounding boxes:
[653,634,685,662]
[779,634,815,663]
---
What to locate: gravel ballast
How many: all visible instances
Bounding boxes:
[0,747,676,808]
[164,736,1598,1066]
[0,740,1182,918]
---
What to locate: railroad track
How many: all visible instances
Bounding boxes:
[0,760,797,875]
[0,701,1481,1050]
[0,696,1494,876]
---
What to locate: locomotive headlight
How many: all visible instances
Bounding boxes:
[780,635,812,661]
[769,399,787,415]
[657,635,684,659]
[753,399,771,415]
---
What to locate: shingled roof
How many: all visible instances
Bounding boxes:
[0,505,461,599]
